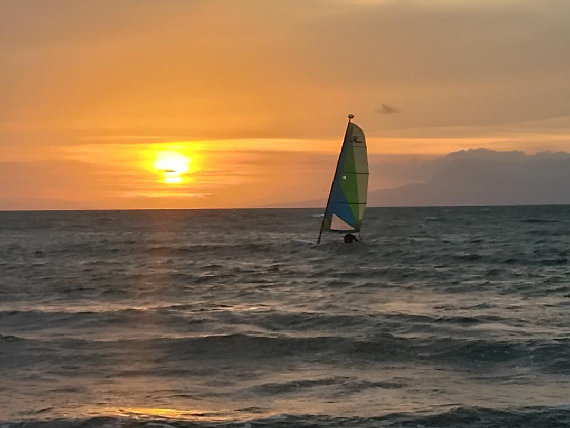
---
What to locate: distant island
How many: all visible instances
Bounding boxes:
[369,149,570,206]
[291,149,570,208]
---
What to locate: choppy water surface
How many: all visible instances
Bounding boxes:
[1,206,569,427]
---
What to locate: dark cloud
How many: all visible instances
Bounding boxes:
[375,104,398,114]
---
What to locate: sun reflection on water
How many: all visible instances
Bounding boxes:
[106,406,267,422]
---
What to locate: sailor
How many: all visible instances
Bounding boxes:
[344,233,359,243]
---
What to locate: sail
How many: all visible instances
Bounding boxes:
[319,118,368,240]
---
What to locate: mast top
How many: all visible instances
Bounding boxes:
[348,114,355,122]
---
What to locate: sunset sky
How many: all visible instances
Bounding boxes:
[2,0,570,209]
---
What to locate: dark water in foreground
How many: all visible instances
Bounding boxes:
[1,206,569,427]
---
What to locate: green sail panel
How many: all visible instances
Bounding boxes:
[320,120,369,235]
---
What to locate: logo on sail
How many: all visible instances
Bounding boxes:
[352,136,363,144]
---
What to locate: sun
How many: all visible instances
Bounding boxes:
[153,151,191,183]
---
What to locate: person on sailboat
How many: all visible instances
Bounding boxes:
[344,233,359,243]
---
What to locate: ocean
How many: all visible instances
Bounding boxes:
[1,206,569,427]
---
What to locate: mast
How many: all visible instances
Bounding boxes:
[317,114,355,244]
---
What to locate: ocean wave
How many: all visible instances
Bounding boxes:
[0,333,25,342]
[4,405,570,427]
[0,306,510,337]
[2,207,570,423]
[245,376,405,397]
[521,218,560,223]
[3,332,568,374]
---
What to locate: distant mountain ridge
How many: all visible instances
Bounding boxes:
[281,149,570,208]
[368,149,570,206]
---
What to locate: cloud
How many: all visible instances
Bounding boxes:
[375,104,398,114]
[3,0,570,139]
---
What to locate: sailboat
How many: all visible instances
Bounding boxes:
[318,114,369,244]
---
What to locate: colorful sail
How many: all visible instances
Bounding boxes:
[318,115,368,242]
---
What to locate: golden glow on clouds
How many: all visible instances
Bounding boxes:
[5,129,564,211]
[45,139,341,209]
[2,1,570,209]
